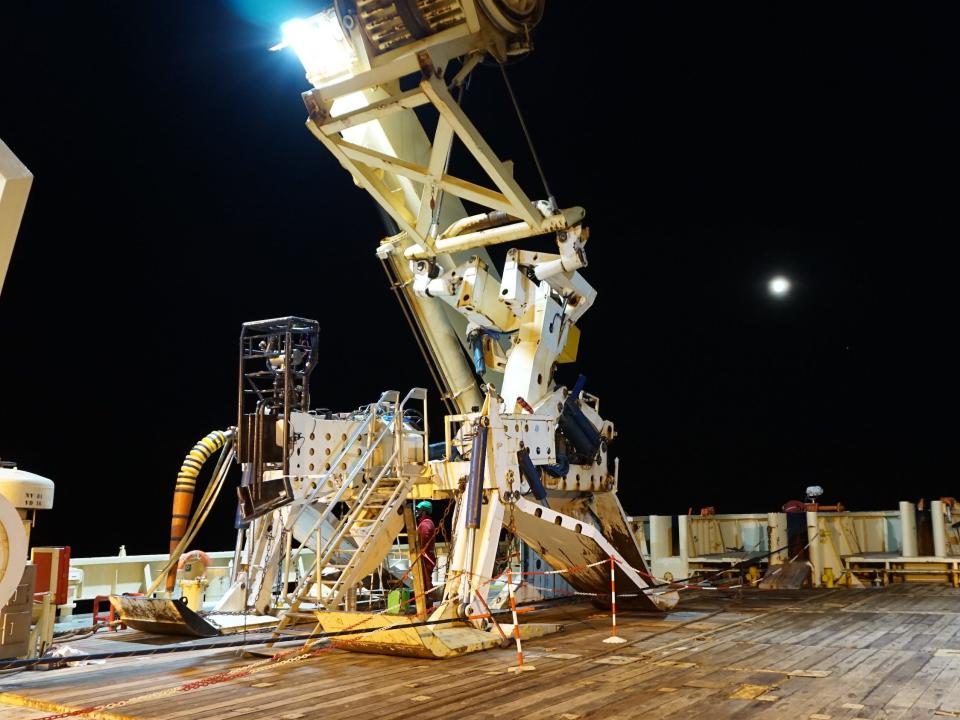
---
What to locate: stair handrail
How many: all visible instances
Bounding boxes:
[285,447,400,610]
[291,389,400,512]
[285,419,398,596]
[280,390,399,603]
[325,467,414,608]
[314,446,400,573]
[394,387,429,476]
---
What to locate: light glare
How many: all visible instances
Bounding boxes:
[281,10,356,88]
[768,275,791,297]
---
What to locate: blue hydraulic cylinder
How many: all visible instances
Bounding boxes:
[465,423,487,529]
[517,448,548,501]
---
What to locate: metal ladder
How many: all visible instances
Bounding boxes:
[318,466,412,608]
[273,389,427,636]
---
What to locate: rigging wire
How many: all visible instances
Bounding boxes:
[498,61,556,211]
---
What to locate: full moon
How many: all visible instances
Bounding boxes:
[768,275,791,297]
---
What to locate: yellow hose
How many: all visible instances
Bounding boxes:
[166,430,230,593]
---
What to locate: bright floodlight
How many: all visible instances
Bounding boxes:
[768,275,791,297]
[281,10,356,88]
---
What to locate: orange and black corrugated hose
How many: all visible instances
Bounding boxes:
[166,430,230,592]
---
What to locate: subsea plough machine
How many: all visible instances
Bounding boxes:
[113,0,678,656]
[268,0,679,651]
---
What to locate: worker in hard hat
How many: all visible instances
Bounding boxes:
[415,500,437,600]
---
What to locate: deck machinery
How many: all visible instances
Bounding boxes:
[270,0,676,648]
[114,0,678,657]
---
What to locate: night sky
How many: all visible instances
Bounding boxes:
[1,3,954,557]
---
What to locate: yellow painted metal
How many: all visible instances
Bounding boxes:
[402,503,428,617]
[0,138,32,296]
[180,578,207,612]
[416,116,456,237]
[0,692,136,720]
[557,323,580,364]
[331,136,519,217]
[419,74,539,227]
[304,88,487,413]
[29,592,55,656]
[318,88,430,135]
[312,610,559,659]
[729,684,776,700]
[822,567,835,588]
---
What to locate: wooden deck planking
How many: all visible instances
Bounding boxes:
[713,640,902,718]
[157,650,467,720]
[537,646,738,713]
[889,655,960,712]
[3,586,960,718]
[936,663,960,717]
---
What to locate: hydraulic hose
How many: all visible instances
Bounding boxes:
[166,430,232,592]
[149,442,233,596]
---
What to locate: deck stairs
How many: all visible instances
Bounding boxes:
[274,389,426,639]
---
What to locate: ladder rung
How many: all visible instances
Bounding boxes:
[311,476,411,604]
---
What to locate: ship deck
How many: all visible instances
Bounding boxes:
[3,585,960,719]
